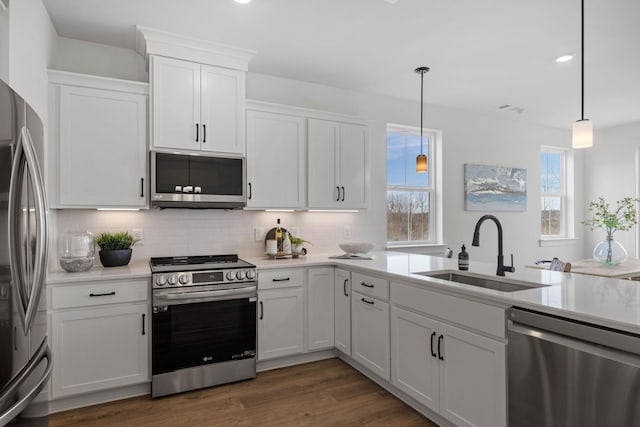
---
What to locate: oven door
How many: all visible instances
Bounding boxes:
[152,286,257,376]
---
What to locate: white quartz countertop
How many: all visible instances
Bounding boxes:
[47,252,640,334]
[47,259,152,285]
[249,251,640,334]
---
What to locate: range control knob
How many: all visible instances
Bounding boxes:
[245,270,256,280]
[179,274,189,285]
[168,274,178,286]
[155,275,167,286]
[226,271,236,281]
[236,270,246,280]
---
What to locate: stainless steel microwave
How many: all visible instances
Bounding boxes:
[150,151,246,209]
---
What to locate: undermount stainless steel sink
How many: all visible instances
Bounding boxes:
[413,270,547,292]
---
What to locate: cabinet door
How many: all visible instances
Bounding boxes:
[51,303,149,398]
[306,267,334,351]
[439,323,507,427]
[258,287,304,361]
[151,56,200,151]
[339,123,368,208]
[58,85,147,207]
[307,118,339,208]
[351,291,390,380]
[246,110,306,208]
[334,268,351,355]
[390,307,440,412]
[200,65,245,155]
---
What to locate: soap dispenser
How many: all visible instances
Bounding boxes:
[458,245,469,270]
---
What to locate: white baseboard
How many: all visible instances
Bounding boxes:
[48,383,150,414]
[257,349,336,372]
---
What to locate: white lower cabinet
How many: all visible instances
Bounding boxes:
[306,267,334,351]
[51,302,149,398]
[391,307,506,427]
[334,268,351,355]
[258,286,304,360]
[351,291,390,380]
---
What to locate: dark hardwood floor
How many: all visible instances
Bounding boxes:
[50,358,438,426]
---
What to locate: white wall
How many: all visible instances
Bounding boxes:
[6,0,56,121]
[53,37,147,82]
[52,40,587,270]
[584,122,640,258]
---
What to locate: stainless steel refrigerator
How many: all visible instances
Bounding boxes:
[0,79,52,426]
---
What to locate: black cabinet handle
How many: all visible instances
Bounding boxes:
[140,177,144,198]
[361,282,374,288]
[195,123,199,142]
[141,313,146,335]
[336,186,340,202]
[343,278,349,297]
[203,124,206,143]
[341,186,345,202]
[248,182,252,200]
[361,297,374,305]
[430,332,437,358]
[437,334,444,360]
[259,301,264,320]
[272,277,290,282]
[89,291,116,297]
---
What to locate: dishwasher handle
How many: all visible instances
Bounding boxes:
[508,323,640,368]
[508,307,640,356]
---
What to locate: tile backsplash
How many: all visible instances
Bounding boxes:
[52,209,374,271]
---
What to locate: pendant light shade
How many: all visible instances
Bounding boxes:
[415,66,430,173]
[572,119,593,148]
[416,154,427,172]
[572,0,593,148]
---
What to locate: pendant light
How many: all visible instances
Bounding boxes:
[572,0,593,148]
[415,66,430,172]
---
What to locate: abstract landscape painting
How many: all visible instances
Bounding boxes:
[464,164,527,211]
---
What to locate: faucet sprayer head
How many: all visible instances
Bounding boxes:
[472,231,480,246]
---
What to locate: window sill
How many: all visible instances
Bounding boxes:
[386,243,447,256]
[539,238,577,247]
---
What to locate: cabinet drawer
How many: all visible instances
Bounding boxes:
[352,272,389,301]
[391,282,505,338]
[258,268,305,290]
[51,279,149,309]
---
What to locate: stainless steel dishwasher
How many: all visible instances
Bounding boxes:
[507,307,640,427]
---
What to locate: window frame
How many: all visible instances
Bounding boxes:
[540,145,574,241]
[386,124,441,247]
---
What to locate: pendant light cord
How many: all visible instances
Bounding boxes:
[581,0,585,120]
[420,70,424,154]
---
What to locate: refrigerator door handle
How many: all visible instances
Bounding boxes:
[8,126,49,332]
[0,337,53,427]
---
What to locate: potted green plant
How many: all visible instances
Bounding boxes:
[95,231,138,267]
[582,197,639,265]
[288,233,311,256]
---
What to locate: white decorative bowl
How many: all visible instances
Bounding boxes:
[339,242,374,255]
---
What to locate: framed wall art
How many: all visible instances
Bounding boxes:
[464,164,527,211]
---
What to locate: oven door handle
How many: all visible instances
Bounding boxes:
[155,286,257,302]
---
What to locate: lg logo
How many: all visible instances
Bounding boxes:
[203,356,213,362]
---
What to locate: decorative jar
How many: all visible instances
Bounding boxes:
[59,231,95,272]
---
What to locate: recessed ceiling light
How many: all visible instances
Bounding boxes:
[234,0,251,4]
[556,54,575,63]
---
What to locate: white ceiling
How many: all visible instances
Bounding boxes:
[42,0,640,130]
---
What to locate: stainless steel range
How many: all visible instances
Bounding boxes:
[150,254,257,398]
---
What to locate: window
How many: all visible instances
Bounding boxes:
[541,147,569,237]
[386,125,438,245]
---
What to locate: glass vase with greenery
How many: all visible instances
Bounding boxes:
[582,197,639,265]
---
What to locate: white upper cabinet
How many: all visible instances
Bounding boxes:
[308,118,368,209]
[246,106,306,208]
[48,71,148,209]
[150,55,245,155]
